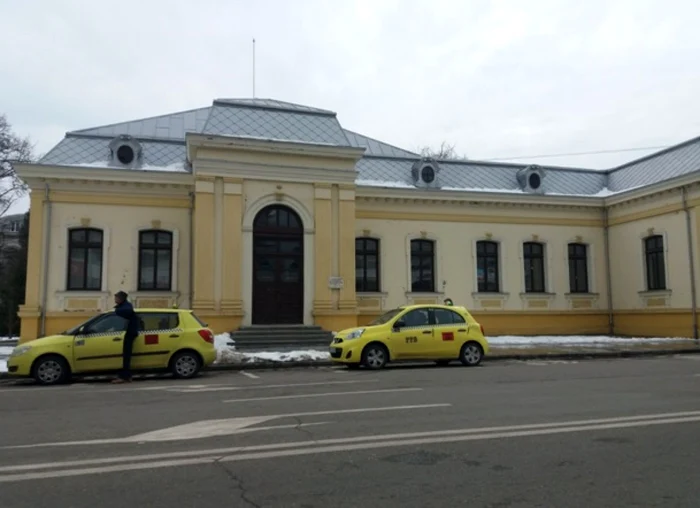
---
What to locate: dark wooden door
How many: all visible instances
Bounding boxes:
[252,206,304,324]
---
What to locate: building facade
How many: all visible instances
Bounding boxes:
[14,98,700,343]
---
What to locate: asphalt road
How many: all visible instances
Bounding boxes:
[2,355,700,507]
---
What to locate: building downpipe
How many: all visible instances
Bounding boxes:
[188,191,194,309]
[39,183,52,337]
[681,186,698,341]
[603,206,614,335]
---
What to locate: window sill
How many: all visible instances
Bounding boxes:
[55,291,110,312]
[357,292,388,297]
[638,289,671,309]
[638,289,672,296]
[565,292,600,299]
[519,292,556,299]
[132,292,180,309]
[405,291,445,297]
[471,292,510,300]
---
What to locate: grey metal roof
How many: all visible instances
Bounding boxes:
[71,107,211,141]
[33,97,700,197]
[608,136,700,191]
[344,130,419,158]
[201,103,350,146]
[356,158,606,196]
[40,135,187,170]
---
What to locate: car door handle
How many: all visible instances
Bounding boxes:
[422,330,432,335]
[169,334,180,338]
[458,329,467,332]
[112,337,122,342]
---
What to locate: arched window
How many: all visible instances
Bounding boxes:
[67,228,103,290]
[410,239,435,292]
[138,230,173,291]
[356,238,380,292]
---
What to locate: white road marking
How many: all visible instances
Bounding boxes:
[222,387,422,403]
[239,371,260,379]
[142,379,379,393]
[3,410,700,483]
[1,403,451,449]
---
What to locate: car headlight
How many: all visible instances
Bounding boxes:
[345,328,365,340]
[9,345,32,358]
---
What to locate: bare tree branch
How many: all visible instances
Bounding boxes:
[418,141,469,161]
[0,114,34,218]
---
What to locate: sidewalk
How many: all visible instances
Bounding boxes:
[210,335,700,370]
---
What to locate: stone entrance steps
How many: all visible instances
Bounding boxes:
[228,325,333,351]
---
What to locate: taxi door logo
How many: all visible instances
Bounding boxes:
[442,331,454,341]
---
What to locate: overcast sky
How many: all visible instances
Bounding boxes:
[2,0,700,214]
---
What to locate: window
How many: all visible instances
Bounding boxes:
[433,308,466,325]
[400,308,430,327]
[137,312,180,332]
[476,241,500,292]
[644,235,666,290]
[568,243,589,293]
[411,239,435,292]
[138,230,173,291]
[85,314,127,334]
[9,221,20,232]
[67,228,103,291]
[523,242,546,293]
[355,238,380,292]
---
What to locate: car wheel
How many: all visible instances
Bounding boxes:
[361,344,388,370]
[32,355,70,385]
[435,359,451,367]
[170,351,202,379]
[460,342,484,367]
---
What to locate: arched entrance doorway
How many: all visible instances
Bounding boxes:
[252,205,304,324]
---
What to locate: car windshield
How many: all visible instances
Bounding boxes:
[369,308,403,326]
[63,314,101,336]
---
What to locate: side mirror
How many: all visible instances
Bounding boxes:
[393,320,405,331]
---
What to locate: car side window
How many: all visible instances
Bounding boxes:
[88,314,128,334]
[401,309,430,328]
[137,312,180,332]
[433,308,466,325]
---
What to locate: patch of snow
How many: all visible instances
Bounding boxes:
[139,163,188,172]
[489,335,692,348]
[355,179,414,189]
[0,337,18,342]
[211,133,339,147]
[241,350,330,362]
[0,360,6,373]
[0,346,13,373]
[442,186,525,194]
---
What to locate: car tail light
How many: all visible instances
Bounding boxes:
[480,324,485,336]
[198,329,214,344]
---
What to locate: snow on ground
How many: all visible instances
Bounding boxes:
[0,337,17,342]
[0,346,13,373]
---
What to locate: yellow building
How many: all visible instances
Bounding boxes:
[14,98,700,343]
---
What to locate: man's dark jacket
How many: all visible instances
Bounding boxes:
[114,300,139,337]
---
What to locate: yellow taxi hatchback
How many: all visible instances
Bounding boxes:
[6,308,217,385]
[329,304,488,370]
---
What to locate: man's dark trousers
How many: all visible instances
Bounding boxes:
[120,333,137,380]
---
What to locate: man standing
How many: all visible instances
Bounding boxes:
[112,291,139,384]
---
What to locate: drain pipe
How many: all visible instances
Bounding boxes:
[188,191,195,309]
[682,186,698,341]
[39,183,52,337]
[603,206,614,335]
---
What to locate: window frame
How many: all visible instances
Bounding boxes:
[138,230,174,291]
[567,242,589,293]
[66,227,104,291]
[476,240,500,293]
[644,235,666,291]
[410,239,436,293]
[431,307,467,325]
[355,237,380,293]
[523,241,546,293]
[136,311,181,332]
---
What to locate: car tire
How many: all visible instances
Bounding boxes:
[459,342,484,367]
[170,350,202,379]
[361,344,388,370]
[435,359,451,367]
[32,355,71,385]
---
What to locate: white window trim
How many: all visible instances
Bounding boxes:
[518,237,554,295]
[639,230,671,293]
[564,238,596,294]
[355,232,384,294]
[405,233,443,296]
[132,224,181,294]
[62,222,111,292]
[471,237,507,295]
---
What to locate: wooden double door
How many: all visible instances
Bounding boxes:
[252,205,304,324]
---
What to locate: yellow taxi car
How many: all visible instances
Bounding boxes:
[329,303,488,370]
[6,308,217,385]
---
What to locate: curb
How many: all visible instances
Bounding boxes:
[3,347,700,379]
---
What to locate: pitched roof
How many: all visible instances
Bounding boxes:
[36,97,700,198]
